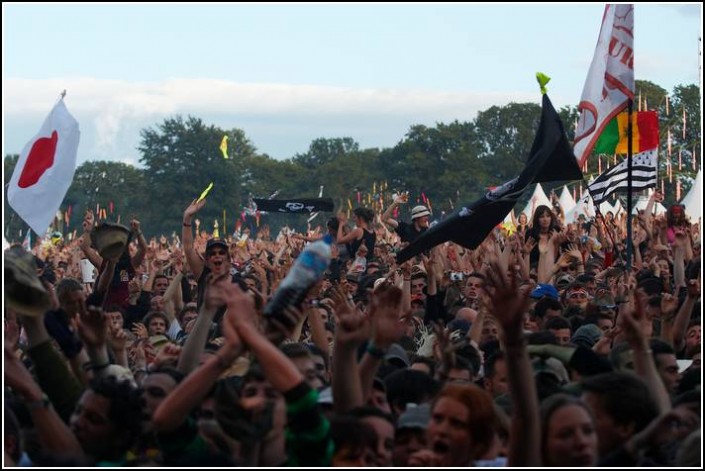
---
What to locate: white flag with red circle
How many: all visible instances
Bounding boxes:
[8,99,80,236]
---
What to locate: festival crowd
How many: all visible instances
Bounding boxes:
[3,188,701,467]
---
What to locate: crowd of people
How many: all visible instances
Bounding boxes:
[4,188,701,467]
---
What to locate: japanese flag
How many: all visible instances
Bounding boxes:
[8,99,80,236]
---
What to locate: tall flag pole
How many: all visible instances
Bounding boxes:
[626,99,634,270]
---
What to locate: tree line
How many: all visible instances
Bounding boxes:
[4,80,700,240]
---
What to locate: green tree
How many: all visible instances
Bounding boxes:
[293,137,360,169]
[65,161,148,233]
[139,116,257,235]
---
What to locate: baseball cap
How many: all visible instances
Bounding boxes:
[397,403,431,430]
[532,357,569,385]
[447,318,471,336]
[205,238,229,254]
[571,324,603,348]
[411,205,431,220]
[346,273,360,283]
[385,343,410,367]
[530,283,559,301]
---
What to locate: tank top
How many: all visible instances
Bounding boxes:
[347,229,376,261]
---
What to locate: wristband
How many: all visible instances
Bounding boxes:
[366,342,387,359]
[24,394,51,410]
[183,222,192,227]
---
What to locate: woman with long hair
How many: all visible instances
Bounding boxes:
[526,205,563,283]
[337,207,376,261]
[540,394,598,467]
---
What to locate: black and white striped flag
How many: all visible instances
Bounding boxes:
[588,149,657,206]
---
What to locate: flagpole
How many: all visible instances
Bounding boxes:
[626,99,634,271]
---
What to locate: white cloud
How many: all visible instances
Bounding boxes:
[4,77,536,163]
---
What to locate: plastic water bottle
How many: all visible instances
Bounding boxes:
[264,235,333,327]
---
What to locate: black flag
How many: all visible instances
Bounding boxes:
[252,198,334,214]
[397,94,582,263]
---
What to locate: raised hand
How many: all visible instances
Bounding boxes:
[76,304,108,349]
[485,260,530,343]
[686,278,700,299]
[130,218,141,234]
[523,237,537,257]
[82,210,95,233]
[592,326,621,356]
[108,327,129,352]
[183,198,206,219]
[203,273,231,312]
[331,283,355,320]
[153,343,182,367]
[219,278,257,328]
[617,290,649,350]
[369,284,405,348]
[132,322,149,340]
[335,305,371,348]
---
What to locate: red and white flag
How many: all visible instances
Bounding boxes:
[573,4,635,168]
[7,99,80,236]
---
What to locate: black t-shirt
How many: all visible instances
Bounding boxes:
[347,228,376,260]
[395,221,425,243]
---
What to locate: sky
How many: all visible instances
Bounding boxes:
[3,3,702,168]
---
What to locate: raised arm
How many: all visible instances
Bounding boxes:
[618,285,672,414]
[225,283,304,392]
[669,279,699,354]
[336,216,362,244]
[129,218,148,269]
[79,210,103,269]
[380,195,404,229]
[153,322,242,433]
[5,343,84,458]
[182,198,207,279]
[176,274,223,374]
[359,285,404,403]
[331,285,369,413]
[486,260,540,467]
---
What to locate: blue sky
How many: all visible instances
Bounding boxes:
[3,3,702,166]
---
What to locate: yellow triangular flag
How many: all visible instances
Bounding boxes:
[220,135,229,159]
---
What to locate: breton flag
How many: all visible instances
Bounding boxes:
[588,149,657,206]
[573,4,635,168]
[7,99,80,236]
[396,93,582,263]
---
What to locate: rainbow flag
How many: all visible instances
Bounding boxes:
[593,111,659,155]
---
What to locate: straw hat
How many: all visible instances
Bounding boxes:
[90,222,131,259]
[4,247,50,317]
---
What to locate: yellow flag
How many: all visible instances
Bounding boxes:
[220,135,229,159]
[197,182,214,203]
